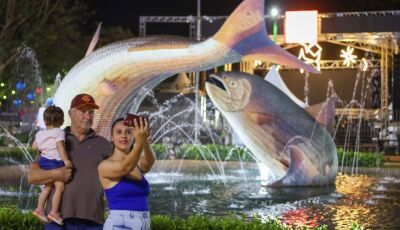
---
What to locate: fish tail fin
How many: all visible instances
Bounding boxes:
[213,0,318,73]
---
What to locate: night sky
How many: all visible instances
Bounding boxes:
[94,0,400,36]
[87,0,399,105]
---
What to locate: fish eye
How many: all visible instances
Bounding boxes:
[229,81,237,88]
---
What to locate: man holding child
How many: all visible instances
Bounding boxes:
[28,94,111,229]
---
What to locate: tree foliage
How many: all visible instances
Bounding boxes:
[0,0,133,96]
[0,0,94,83]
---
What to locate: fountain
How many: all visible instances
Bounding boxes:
[1,79,400,228]
[1,0,399,228]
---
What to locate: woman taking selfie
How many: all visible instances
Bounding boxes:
[98,116,155,230]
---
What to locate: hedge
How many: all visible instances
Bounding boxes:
[0,145,385,167]
[173,144,254,162]
[0,145,253,163]
[0,132,30,147]
[337,148,384,167]
[0,207,335,230]
[0,147,37,165]
[0,207,367,230]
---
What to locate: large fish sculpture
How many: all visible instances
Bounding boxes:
[53,0,317,136]
[264,65,306,108]
[205,71,337,186]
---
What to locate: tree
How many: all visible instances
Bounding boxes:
[0,0,92,83]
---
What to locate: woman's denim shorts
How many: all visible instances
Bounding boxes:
[104,210,150,230]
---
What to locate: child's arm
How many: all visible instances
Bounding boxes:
[56,141,72,168]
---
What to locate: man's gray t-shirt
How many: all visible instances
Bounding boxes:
[46,127,111,224]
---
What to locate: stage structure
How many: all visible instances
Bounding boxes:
[139,11,400,123]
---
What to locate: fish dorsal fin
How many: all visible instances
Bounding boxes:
[305,98,335,132]
[264,66,306,108]
[248,112,274,125]
[270,145,318,187]
[85,22,102,57]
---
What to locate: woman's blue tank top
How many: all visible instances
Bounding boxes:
[104,176,150,211]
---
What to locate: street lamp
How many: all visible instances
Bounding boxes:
[270,7,279,42]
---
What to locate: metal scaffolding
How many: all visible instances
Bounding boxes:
[138,11,400,120]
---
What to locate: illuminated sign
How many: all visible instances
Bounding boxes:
[285,11,318,44]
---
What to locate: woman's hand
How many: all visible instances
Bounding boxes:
[132,117,150,144]
[145,136,152,145]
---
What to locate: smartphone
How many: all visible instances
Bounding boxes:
[123,113,148,127]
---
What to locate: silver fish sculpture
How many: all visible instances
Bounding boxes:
[53,0,317,136]
[264,65,306,108]
[205,71,338,186]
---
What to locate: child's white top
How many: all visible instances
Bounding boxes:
[35,128,65,160]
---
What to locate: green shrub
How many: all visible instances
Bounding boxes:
[13,132,30,144]
[174,144,254,162]
[0,136,7,147]
[337,148,384,167]
[152,143,168,159]
[0,207,42,230]
[0,207,331,230]
[0,147,37,165]
[0,145,386,167]
[150,144,254,162]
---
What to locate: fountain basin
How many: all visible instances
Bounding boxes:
[0,160,399,229]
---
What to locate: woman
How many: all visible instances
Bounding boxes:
[99,117,155,230]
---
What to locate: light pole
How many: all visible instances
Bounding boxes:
[270,7,279,43]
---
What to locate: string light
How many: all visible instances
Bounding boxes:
[298,43,322,72]
[340,46,357,67]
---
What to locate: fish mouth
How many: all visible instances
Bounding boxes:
[205,74,233,112]
[206,74,227,92]
[206,74,232,101]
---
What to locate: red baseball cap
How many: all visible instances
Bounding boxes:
[70,94,99,109]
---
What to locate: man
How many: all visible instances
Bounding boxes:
[28,94,112,229]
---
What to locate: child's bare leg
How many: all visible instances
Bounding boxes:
[35,183,53,214]
[49,181,64,218]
